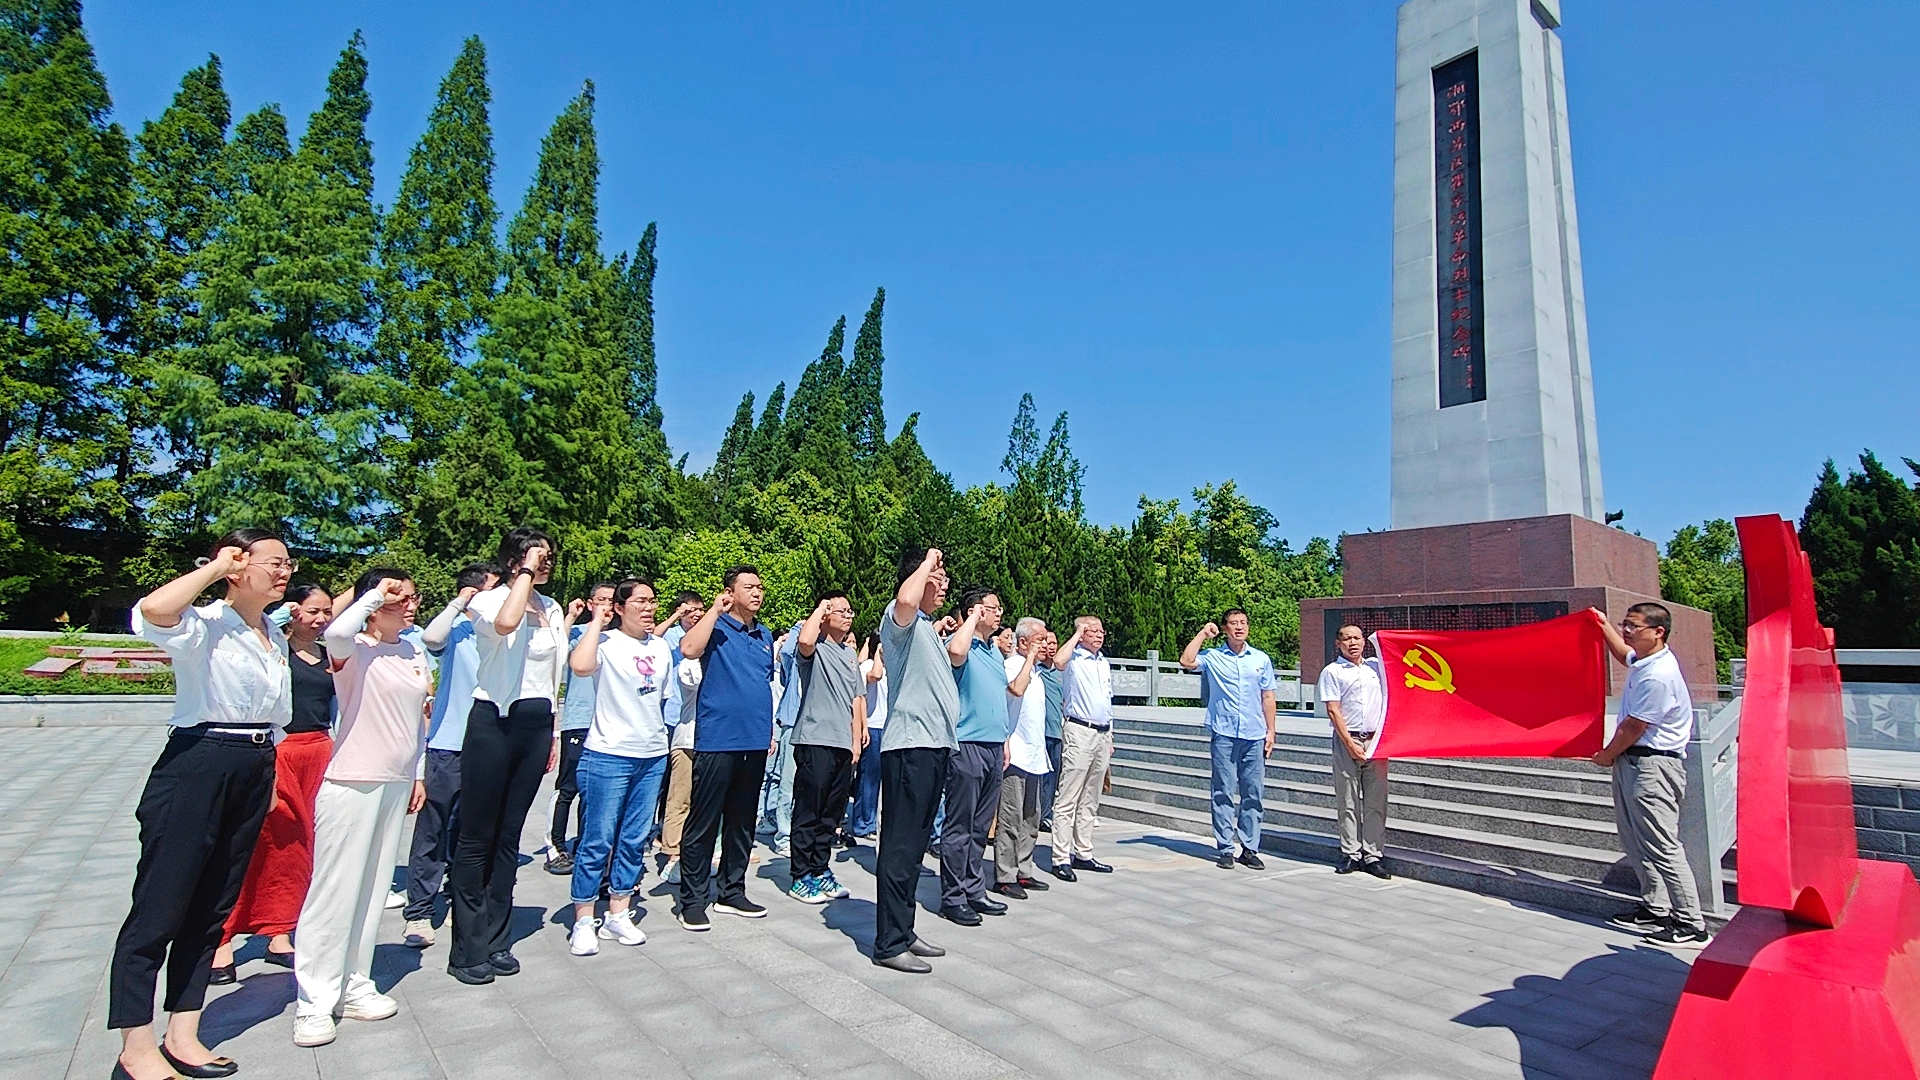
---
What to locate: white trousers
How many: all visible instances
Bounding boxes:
[1051,722,1113,864]
[295,778,411,1017]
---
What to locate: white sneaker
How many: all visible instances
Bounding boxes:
[662,858,680,884]
[340,990,399,1021]
[599,910,647,946]
[403,919,435,948]
[293,1012,337,1047]
[569,916,601,956]
[385,889,406,910]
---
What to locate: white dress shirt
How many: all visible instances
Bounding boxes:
[1317,656,1385,736]
[1060,646,1114,725]
[465,585,567,707]
[135,598,292,731]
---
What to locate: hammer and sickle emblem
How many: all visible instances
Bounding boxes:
[1403,646,1456,694]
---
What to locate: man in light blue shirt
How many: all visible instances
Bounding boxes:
[758,621,803,855]
[402,563,499,945]
[938,586,1031,925]
[1181,609,1277,870]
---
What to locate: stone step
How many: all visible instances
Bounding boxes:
[1094,793,1642,921]
[1108,743,1617,822]
[1114,727,1616,798]
[1103,772,1620,880]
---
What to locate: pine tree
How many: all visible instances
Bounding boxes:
[1001,393,1041,481]
[787,317,852,489]
[614,223,667,467]
[710,390,755,501]
[158,34,382,551]
[0,0,140,613]
[846,287,887,457]
[1802,453,1920,648]
[743,381,788,489]
[377,36,499,540]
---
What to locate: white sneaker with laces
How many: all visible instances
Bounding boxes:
[340,990,399,1021]
[569,916,601,956]
[385,889,406,910]
[292,1012,337,1047]
[599,910,647,946]
[403,918,435,948]
[662,858,680,884]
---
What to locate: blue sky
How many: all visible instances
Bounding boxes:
[85,1,1920,548]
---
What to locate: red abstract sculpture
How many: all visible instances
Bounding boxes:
[1655,516,1920,1078]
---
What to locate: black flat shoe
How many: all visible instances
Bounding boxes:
[160,1045,237,1079]
[207,963,236,985]
[872,951,932,973]
[992,882,1028,900]
[1049,864,1077,883]
[1016,875,1049,891]
[907,937,946,957]
[1217,852,1236,869]
[262,950,294,969]
[1237,851,1265,870]
[939,904,982,926]
[488,950,520,975]
[447,960,495,985]
[1070,857,1113,873]
[969,896,1007,915]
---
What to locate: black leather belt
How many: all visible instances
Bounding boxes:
[1065,717,1110,731]
[178,724,273,745]
[1621,745,1681,759]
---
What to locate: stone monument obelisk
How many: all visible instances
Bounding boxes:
[1301,0,1714,691]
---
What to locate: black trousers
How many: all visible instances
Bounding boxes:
[402,747,461,922]
[549,728,587,848]
[677,749,766,911]
[938,741,1003,909]
[874,746,949,961]
[449,699,553,969]
[109,730,276,1028]
[790,744,854,880]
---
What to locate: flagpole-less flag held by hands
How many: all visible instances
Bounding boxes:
[1367,610,1609,759]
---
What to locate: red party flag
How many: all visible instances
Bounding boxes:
[1367,610,1608,759]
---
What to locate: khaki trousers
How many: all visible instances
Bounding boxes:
[995,767,1042,883]
[1051,721,1112,865]
[659,748,695,858]
[1331,735,1388,860]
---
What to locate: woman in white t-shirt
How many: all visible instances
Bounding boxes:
[562,578,674,954]
[447,526,568,985]
[291,569,430,1047]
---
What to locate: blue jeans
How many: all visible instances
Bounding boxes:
[1210,731,1265,854]
[848,731,883,836]
[570,748,668,905]
[759,724,795,846]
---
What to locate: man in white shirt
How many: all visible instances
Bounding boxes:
[994,618,1052,898]
[1047,616,1115,880]
[1317,624,1391,879]
[1590,603,1711,948]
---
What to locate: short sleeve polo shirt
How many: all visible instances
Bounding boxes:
[953,636,1012,744]
[1198,643,1277,740]
[694,613,775,752]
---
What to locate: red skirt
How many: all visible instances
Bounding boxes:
[222,730,332,941]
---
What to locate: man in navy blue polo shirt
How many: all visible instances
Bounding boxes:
[672,565,777,931]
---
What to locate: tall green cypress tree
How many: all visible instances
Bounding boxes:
[710,390,755,501]
[743,382,787,489]
[846,287,887,457]
[0,0,140,614]
[378,37,499,542]
[786,316,852,489]
[159,34,382,551]
[611,222,670,481]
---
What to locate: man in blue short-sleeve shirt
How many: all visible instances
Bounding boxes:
[672,566,777,929]
[1181,609,1277,870]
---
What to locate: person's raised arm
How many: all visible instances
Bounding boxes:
[326,582,391,662]
[493,543,548,635]
[1179,622,1218,671]
[1050,622,1086,671]
[423,585,479,652]
[677,589,731,660]
[1589,607,1631,665]
[796,598,829,658]
[947,603,983,667]
[1007,634,1041,696]
[569,595,614,677]
[138,546,249,628]
[892,548,943,628]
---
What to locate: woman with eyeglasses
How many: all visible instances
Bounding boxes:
[447,526,568,985]
[113,529,295,1080]
[290,569,431,1047]
[209,583,335,987]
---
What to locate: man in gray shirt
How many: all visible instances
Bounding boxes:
[871,548,961,973]
[787,591,865,905]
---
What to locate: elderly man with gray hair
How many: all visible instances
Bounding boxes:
[993,616,1052,899]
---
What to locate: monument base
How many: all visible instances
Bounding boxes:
[1653,858,1920,1079]
[1299,514,1715,693]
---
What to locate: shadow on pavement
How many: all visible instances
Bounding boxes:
[201,971,293,1047]
[1452,943,1688,1078]
[1115,833,1219,862]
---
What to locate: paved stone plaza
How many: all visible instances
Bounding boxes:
[0,724,1694,1080]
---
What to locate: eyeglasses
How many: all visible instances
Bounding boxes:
[387,594,422,607]
[255,558,300,574]
[1619,621,1653,633]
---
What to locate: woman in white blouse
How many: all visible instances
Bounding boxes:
[446,526,568,985]
[114,529,294,1080]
